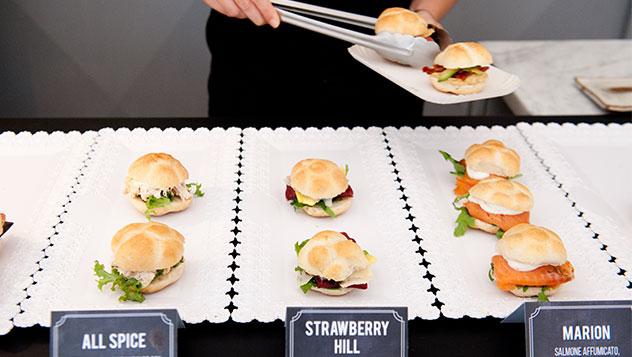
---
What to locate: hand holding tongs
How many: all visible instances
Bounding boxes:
[271,0,452,67]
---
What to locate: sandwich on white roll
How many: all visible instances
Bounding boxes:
[285,159,354,218]
[489,224,574,300]
[0,213,5,235]
[439,139,521,196]
[375,7,435,38]
[124,153,204,217]
[423,42,493,94]
[454,178,533,237]
[295,230,376,296]
[94,222,185,302]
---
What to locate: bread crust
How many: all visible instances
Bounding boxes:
[127,195,192,216]
[127,153,189,189]
[112,222,185,272]
[464,140,521,178]
[297,230,369,282]
[375,7,434,38]
[301,197,352,217]
[472,218,500,234]
[508,285,558,298]
[469,178,533,212]
[497,224,567,267]
[0,213,5,235]
[311,287,352,296]
[141,262,184,294]
[289,159,348,199]
[430,76,486,95]
[434,42,493,69]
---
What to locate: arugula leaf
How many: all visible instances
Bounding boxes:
[496,229,505,239]
[345,164,349,176]
[453,207,475,237]
[316,201,336,218]
[439,150,465,176]
[363,250,369,256]
[186,182,205,197]
[300,277,316,294]
[488,263,494,282]
[290,199,307,209]
[453,193,470,205]
[93,261,145,303]
[537,288,550,302]
[294,239,310,255]
[294,266,304,272]
[522,286,529,292]
[144,195,173,219]
[508,174,523,180]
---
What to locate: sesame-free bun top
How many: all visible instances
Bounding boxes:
[434,42,493,69]
[497,224,567,267]
[464,139,520,177]
[289,159,348,199]
[112,222,185,272]
[298,230,369,282]
[127,153,189,189]
[469,178,533,212]
[375,7,434,38]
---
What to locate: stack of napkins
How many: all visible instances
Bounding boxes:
[576,77,632,112]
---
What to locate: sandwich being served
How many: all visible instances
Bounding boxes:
[439,139,521,196]
[489,223,574,301]
[423,42,492,94]
[94,222,185,302]
[295,230,376,296]
[375,7,435,40]
[285,159,353,218]
[454,178,533,237]
[124,153,204,218]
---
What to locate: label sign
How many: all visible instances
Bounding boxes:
[50,309,182,357]
[524,300,631,357]
[285,307,407,357]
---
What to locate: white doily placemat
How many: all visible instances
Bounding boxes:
[0,131,97,335]
[13,128,240,328]
[385,125,631,319]
[518,122,632,284]
[232,127,439,322]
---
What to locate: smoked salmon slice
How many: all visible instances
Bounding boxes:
[463,201,529,231]
[492,255,574,290]
[454,175,480,196]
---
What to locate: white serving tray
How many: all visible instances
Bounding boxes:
[14,128,240,328]
[348,45,521,104]
[232,127,439,322]
[385,125,630,319]
[519,122,632,283]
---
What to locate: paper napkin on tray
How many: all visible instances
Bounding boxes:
[576,77,632,112]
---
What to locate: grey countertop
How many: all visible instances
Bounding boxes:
[483,40,632,115]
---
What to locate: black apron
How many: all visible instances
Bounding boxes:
[206,0,423,119]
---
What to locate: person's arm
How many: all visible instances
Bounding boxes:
[203,0,280,28]
[409,0,458,28]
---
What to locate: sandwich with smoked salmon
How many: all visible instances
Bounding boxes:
[422,42,492,94]
[285,159,353,218]
[295,230,376,296]
[439,139,521,196]
[489,224,574,301]
[453,178,533,237]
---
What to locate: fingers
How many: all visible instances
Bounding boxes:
[251,0,280,28]
[234,0,266,26]
[203,0,279,27]
[204,0,247,19]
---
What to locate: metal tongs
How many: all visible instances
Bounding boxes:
[272,0,452,67]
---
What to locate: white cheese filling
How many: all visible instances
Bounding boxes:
[127,179,192,201]
[468,196,524,215]
[466,167,490,180]
[504,259,541,272]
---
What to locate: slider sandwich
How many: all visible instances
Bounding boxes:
[295,230,376,296]
[439,139,521,196]
[94,222,185,302]
[285,159,353,218]
[423,42,493,94]
[489,224,574,301]
[375,7,435,40]
[0,213,5,235]
[124,153,204,218]
[454,178,533,237]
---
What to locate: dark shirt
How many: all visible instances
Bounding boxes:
[206,0,424,119]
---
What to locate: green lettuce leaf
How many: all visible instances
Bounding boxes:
[344,164,349,176]
[294,239,310,255]
[300,277,316,294]
[294,266,304,272]
[508,174,523,180]
[488,263,494,282]
[186,182,205,197]
[316,201,336,218]
[496,229,505,239]
[93,261,145,303]
[290,199,307,209]
[453,206,475,237]
[453,193,469,205]
[537,287,550,302]
[439,150,465,176]
[144,195,174,219]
